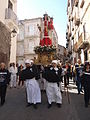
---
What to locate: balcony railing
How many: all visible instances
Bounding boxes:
[77,32,90,49]
[71,36,74,40]
[75,16,80,26]
[84,32,90,44]
[72,27,74,31]
[74,0,79,7]
[68,45,72,54]
[68,0,70,7]
[69,32,72,37]
[73,42,78,52]
[73,32,90,52]
[80,0,84,8]
[74,9,80,26]
[5,8,18,25]
[77,33,83,49]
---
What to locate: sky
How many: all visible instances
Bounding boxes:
[17,0,67,47]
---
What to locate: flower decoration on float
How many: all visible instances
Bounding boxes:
[34,45,56,53]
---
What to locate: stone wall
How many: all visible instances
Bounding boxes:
[0,21,11,67]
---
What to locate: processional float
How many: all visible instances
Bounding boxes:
[34,13,56,65]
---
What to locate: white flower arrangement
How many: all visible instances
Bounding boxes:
[34,45,56,53]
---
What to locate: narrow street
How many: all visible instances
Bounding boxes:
[0,0,90,120]
[0,80,90,120]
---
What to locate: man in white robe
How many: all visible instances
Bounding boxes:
[9,63,17,88]
[21,59,41,109]
[44,60,62,108]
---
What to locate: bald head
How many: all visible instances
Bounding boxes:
[77,59,81,65]
[0,63,6,69]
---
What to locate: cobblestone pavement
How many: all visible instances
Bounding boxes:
[0,80,90,120]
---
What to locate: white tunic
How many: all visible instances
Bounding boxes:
[46,82,62,104]
[25,78,41,104]
[9,66,17,87]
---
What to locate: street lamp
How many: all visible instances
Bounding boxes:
[10,28,17,64]
[11,29,17,38]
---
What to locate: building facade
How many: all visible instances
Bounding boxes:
[57,44,67,63]
[0,0,18,65]
[66,0,90,64]
[17,14,58,65]
[17,18,42,65]
[0,21,11,67]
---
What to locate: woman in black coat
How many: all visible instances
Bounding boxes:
[0,63,10,106]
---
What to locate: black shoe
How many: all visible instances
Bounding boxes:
[1,102,5,106]
[33,104,37,109]
[61,91,63,94]
[1,102,4,106]
[85,104,88,108]
[1,99,5,106]
[26,103,31,107]
[57,103,61,108]
[48,104,52,108]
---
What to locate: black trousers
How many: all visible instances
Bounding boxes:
[84,85,90,106]
[64,75,69,87]
[64,75,67,87]
[66,74,69,85]
[0,85,7,105]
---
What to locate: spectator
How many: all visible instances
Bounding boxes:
[0,62,10,106]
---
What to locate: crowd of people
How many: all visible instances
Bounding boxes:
[0,59,90,109]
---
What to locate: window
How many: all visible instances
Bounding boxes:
[17,44,24,56]
[83,24,86,40]
[84,50,88,61]
[29,41,34,53]
[71,0,74,8]
[80,0,85,8]
[29,25,34,36]
[19,29,24,40]
[78,31,79,40]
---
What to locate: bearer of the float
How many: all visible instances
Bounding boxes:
[44,60,62,108]
[20,59,41,109]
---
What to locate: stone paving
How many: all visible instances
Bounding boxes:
[0,80,90,120]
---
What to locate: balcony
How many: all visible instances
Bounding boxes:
[83,32,90,47]
[68,46,72,54]
[75,0,79,7]
[72,27,74,31]
[73,42,78,52]
[77,33,83,49]
[66,43,69,48]
[68,32,72,37]
[80,0,84,8]
[5,8,18,28]
[67,38,70,42]
[71,36,74,40]
[68,1,70,7]
[75,16,80,26]
[77,32,90,50]
[71,16,73,21]
[66,31,68,35]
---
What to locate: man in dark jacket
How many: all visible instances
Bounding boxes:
[0,63,10,106]
[75,59,84,94]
